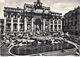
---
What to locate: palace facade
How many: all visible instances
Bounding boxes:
[4,0,62,34]
[0,19,4,35]
[63,6,80,35]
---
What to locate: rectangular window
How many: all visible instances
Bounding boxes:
[7,24,11,29]
[71,22,73,25]
[75,16,77,19]
[6,19,11,22]
[13,24,17,29]
[59,25,61,29]
[75,21,77,25]
[50,19,53,24]
[58,20,61,24]
[54,20,57,24]
[51,25,53,31]
[54,25,57,31]
[54,25,57,29]
[20,25,23,29]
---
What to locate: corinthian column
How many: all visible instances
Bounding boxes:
[53,20,54,31]
[41,20,43,31]
[32,18,34,32]
[61,20,62,30]
[43,19,46,32]
[49,19,50,31]
[24,17,27,32]
[57,20,59,31]
[17,16,20,32]
[4,16,6,32]
[11,16,14,32]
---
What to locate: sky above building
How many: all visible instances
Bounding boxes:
[0,0,80,19]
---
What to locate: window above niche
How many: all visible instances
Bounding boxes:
[6,24,11,29]
[50,19,53,24]
[54,20,57,24]
[13,24,17,29]
[58,20,61,24]
[20,24,23,29]
[4,12,8,17]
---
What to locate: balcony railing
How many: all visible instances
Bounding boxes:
[13,20,17,22]
[13,29,17,31]
[20,29,23,31]
[6,22,11,23]
[6,29,11,31]
[13,22,17,24]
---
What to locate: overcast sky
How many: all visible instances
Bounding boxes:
[0,0,80,19]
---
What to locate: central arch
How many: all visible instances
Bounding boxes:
[34,19,42,31]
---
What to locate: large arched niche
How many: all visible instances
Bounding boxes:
[34,18,42,30]
[33,16,42,31]
[33,18,42,31]
[32,16,43,32]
